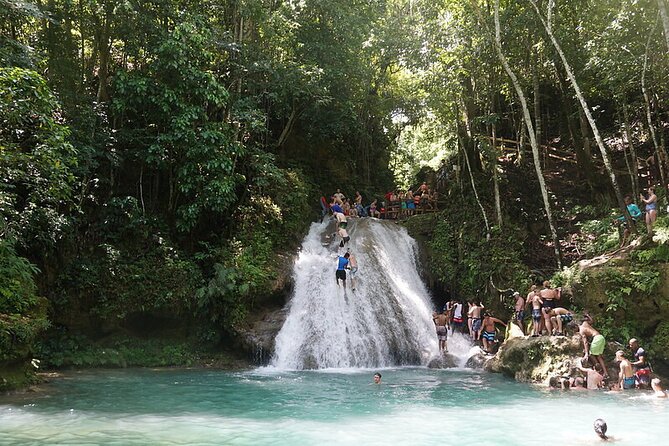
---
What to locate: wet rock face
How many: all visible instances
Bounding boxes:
[236,307,289,365]
[485,335,585,383]
[427,353,458,369]
[465,352,487,369]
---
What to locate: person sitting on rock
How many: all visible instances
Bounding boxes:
[629,338,652,388]
[579,315,609,379]
[480,313,506,353]
[547,307,573,336]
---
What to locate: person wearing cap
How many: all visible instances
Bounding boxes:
[513,291,525,334]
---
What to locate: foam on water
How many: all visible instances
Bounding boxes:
[272,218,440,369]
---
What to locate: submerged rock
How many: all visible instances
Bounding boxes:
[427,353,458,369]
[465,352,487,369]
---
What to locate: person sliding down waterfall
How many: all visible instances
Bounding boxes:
[336,252,350,289]
[348,251,358,290]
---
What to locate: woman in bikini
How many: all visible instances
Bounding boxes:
[640,187,657,235]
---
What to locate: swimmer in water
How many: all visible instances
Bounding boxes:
[651,378,667,398]
[373,372,382,384]
[594,418,608,440]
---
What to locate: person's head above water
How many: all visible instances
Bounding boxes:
[594,418,608,440]
[373,373,382,384]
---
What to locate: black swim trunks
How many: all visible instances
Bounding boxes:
[336,269,346,281]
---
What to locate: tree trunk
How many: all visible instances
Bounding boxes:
[492,123,503,228]
[494,0,561,268]
[528,0,632,229]
[463,139,491,241]
[657,0,669,52]
[96,6,112,102]
[642,18,669,194]
[532,53,544,168]
[622,103,639,199]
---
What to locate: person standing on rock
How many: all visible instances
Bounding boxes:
[451,301,464,333]
[615,350,636,390]
[579,316,609,379]
[527,289,543,337]
[540,281,560,335]
[513,291,525,334]
[480,313,506,353]
[468,301,483,341]
[433,311,449,353]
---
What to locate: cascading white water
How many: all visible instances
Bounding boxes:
[272,218,441,369]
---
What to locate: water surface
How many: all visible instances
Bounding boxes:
[1,367,666,445]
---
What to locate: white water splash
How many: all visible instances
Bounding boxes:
[272,218,439,369]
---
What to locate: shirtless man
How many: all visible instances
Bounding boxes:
[579,316,609,378]
[338,227,350,248]
[468,301,483,341]
[526,288,543,336]
[333,188,345,205]
[615,350,635,390]
[480,313,506,353]
[577,358,604,390]
[433,311,449,353]
[540,281,560,335]
[348,252,358,290]
[513,291,525,334]
[547,307,573,336]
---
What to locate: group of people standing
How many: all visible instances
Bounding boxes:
[383,182,438,219]
[617,187,658,247]
[432,300,507,354]
[512,282,662,394]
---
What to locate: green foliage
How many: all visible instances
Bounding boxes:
[409,187,530,307]
[650,322,669,361]
[37,334,199,368]
[0,239,49,361]
[112,19,240,232]
[0,67,77,248]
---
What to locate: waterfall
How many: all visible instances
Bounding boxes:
[271,218,441,369]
